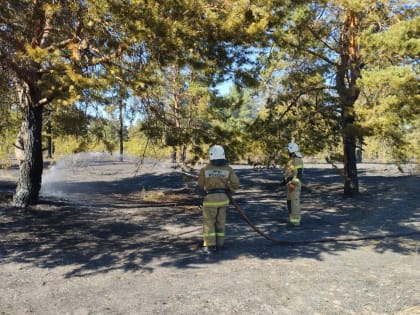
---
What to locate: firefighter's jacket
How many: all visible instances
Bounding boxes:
[283,155,304,185]
[198,160,240,207]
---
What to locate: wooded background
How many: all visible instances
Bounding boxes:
[0,0,418,207]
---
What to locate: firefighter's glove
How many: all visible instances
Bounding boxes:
[288,182,296,191]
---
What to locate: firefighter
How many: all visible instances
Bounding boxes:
[197,145,240,254]
[282,141,304,226]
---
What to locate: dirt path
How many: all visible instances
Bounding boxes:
[0,154,419,315]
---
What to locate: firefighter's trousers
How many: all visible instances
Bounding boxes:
[286,182,301,226]
[202,194,229,247]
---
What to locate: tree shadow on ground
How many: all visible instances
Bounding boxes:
[0,165,419,277]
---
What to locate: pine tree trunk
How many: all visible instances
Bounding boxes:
[46,121,53,159]
[338,102,360,196]
[337,11,362,197]
[343,133,359,196]
[13,87,44,208]
[119,98,124,162]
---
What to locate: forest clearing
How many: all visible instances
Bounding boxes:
[1,1,419,313]
[1,154,419,315]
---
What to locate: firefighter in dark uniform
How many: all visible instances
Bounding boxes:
[282,141,304,226]
[197,145,240,254]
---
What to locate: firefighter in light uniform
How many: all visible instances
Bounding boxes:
[282,141,304,226]
[198,145,240,254]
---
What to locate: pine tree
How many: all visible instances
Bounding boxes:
[0,0,268,207]
[0,1,133,207]
[253,0,418,196]
[356,3,420,163]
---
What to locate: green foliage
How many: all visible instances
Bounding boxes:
[361,16,420,64]
[356,66,419,162]
[51,118,124,157]
[357,3,420,163]
[0,67,20,153]
[125,124,170,160]
[0,0,418,186]
[0,67,21,167]
[51,135,89,157]
[239,0,419,170]
[47,104,89,138]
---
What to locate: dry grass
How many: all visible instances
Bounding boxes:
[395,306,420,315]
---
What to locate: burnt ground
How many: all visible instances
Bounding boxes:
[0,153,419,315]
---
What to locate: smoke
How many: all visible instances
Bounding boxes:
[40,152,174,200]
[41,152,125,199]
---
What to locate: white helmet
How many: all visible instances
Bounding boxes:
[209,145,226,160]
[285,141,299,154]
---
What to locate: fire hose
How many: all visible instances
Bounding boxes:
[179,170,419,244]
[226,192,419,244]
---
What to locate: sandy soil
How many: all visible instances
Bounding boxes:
[0,153,419,315]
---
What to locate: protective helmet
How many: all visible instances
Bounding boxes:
[285,141,299,153]
[209,145,226,160]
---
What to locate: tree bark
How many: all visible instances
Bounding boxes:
[13,83,44,208]
[119,98,124,162]
[46,120,53,159]
[343,127,359,196]
[337,11,362,197]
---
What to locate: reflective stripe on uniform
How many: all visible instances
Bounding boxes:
[290,218,300,225]
[205,169,229,178]
[292,178,301,184]
[203,200,230,207]
[204,232,217,237]
[204,232,225,237]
